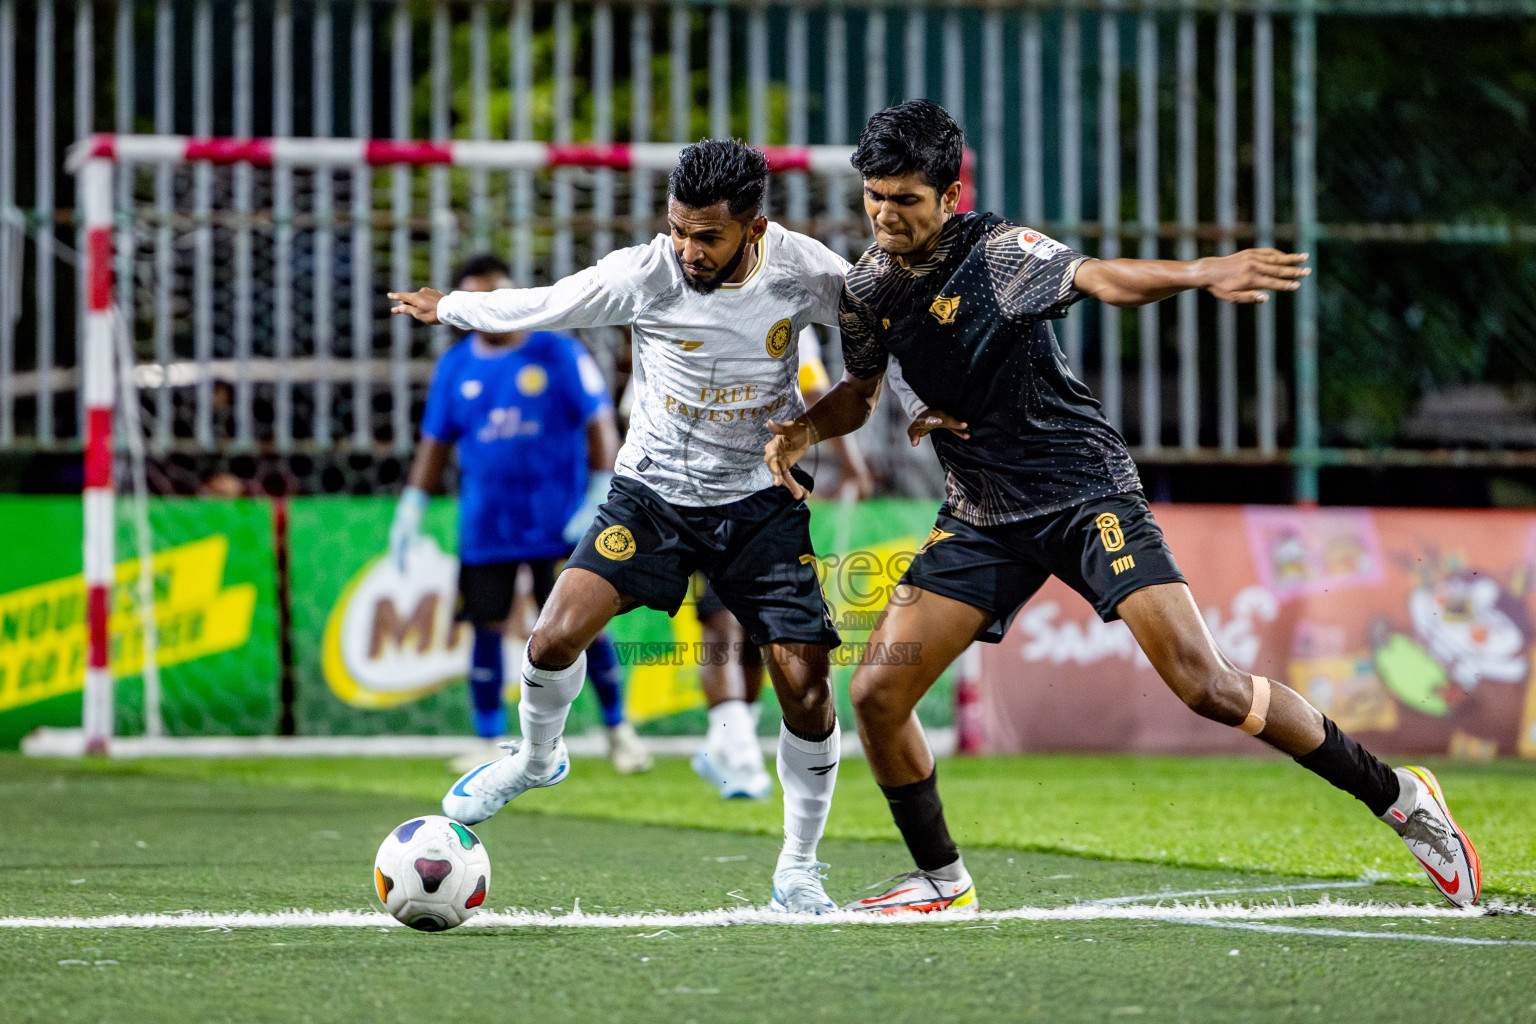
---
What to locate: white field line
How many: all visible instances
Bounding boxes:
[1182,918,1536,947]
[1086,881,1374,905]
[0,899,1521,932]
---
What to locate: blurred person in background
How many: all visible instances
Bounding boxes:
[390,253,652,776]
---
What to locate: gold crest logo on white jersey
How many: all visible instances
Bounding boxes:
[765,319,793,359]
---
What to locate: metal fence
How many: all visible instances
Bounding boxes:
[3,0,1536,501]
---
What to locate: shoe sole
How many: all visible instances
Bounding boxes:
[1402,765,1481,907]
[843,884,980,915]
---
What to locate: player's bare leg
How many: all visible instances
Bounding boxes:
[844,587,991,913]
[852,589,993,787]
[442,568,633,825]
[1118,581,1480,905]
[1116,582,1325,755]
[760,640,840,913]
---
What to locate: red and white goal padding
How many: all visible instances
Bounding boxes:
[66,134,974,752]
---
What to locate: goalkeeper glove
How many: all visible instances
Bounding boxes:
[389,486,428,573]
[562,470,613,546]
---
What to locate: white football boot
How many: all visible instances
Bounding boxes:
[1380,765,1481,907]
[843,868,979,915]
[441,738,570,825]
[769,860,837,915]
[607,722,654,775]
[690,746,772,801]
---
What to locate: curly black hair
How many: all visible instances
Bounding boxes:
[452,252,513,287]
[850,99,965,193]
[667,139,769,218]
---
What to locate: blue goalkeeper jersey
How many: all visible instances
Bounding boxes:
[421,331,611,564]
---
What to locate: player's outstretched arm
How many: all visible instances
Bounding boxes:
[389,287,445,325]
[392,246,657,334]
[764,372,884,499]
[1074,249,1310,308]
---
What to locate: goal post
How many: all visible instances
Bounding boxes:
[67,133,978,754]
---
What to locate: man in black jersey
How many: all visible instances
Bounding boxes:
[764,100,1480,914]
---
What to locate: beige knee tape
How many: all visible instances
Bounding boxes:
[1238,674,1271,735]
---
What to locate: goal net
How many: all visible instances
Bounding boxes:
[64,134,916,752]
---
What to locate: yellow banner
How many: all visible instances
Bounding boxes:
[0,536,256,713]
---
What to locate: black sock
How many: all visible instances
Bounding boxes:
[1294,717,1400,817]
[880,770,960,873]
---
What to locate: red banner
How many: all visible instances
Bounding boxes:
[979,505,1536,759]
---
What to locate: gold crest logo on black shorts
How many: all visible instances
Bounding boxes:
[595,525,637,561]
[765,318,793,358]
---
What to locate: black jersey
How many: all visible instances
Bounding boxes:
[840,212,1141,527]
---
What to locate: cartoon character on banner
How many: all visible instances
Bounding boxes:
[1370,550,1533,755]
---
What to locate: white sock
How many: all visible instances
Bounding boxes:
[518,642,586,772]
[708,700,762,772]
[775,719,840,867]
[926,855,968,883]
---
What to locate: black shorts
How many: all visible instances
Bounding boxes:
[565,473,840,648]
[695,578,727,620]
[456,558,559,626]
[900,490,1186,643]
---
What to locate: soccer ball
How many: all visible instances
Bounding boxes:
[373,815,491,931]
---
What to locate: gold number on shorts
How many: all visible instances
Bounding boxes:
[1095,512,1125,553]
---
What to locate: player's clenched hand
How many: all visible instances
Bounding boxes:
[907,408,971,447]
[1201,249,1310,304]
[388,287,446,325]
[764,419,814,500]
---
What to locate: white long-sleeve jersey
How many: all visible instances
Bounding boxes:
[437,223,848,506]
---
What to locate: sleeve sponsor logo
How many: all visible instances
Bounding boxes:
[1019,229,1068,261]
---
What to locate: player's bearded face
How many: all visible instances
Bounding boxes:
[862,173,958,263]
[668,200,758,293]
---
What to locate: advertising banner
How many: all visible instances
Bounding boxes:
[286,495,957,736]
[0,497,280,748]
[979,504,1536,758]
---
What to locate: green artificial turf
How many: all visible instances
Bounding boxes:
[2,754,1533,1024]
[60,750,1536,895]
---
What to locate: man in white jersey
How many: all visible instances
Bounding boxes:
[389,140,856,914]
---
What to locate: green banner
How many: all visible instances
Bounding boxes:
[287,495,954,737]
[0,497,280,748]
[288,496,481,736]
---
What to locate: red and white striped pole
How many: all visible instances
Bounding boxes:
[80,155,115,755]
